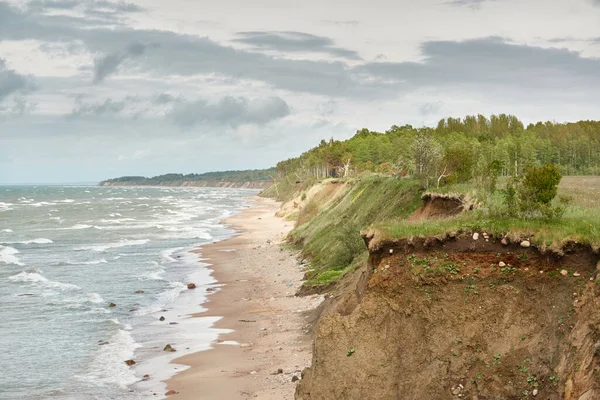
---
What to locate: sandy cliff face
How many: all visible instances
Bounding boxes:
[296,236,600,400]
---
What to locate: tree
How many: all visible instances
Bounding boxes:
[411,132,443,189]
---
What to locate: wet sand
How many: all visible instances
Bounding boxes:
[163,196,322,399]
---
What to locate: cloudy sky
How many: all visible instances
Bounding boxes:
[1,0,599,183]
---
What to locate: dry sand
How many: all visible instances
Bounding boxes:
[163,196,322,399]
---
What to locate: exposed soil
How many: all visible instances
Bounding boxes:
[296,235,600,400]
[409,193,466,221]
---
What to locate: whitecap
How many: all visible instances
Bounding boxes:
[75,329,141,388]
[57,199,75,203]
[1,228,13,233]
[3,238,53,245]
[0,245,23,265]
[160,247,184,262]
[9,271,80,290]
[58,224,92,230]
[75,239,150,252]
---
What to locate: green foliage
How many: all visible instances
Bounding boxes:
[522,164,562,205]
[501,164,565,219]
[290,176,422,277]
[266,114,600,200]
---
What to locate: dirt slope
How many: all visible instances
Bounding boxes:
[296,235,600,400]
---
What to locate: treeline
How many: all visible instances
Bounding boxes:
[100,168,275,185]
[274,114,600,188]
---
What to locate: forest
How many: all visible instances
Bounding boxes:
[100,168,275,186]
[273,114,600,189]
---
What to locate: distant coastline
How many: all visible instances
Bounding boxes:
[98,168,274,189]
[98,180,270,189]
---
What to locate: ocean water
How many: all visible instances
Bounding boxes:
[0,186,255,400]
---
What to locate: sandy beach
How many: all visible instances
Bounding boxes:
[163,196,322,399]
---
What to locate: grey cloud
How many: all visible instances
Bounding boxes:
[445,0,494,9]
[169,96,290,128]
[68,98,126,118]
[356,37,600,94]
[153,93,179,105]
[0,59,32,102]
[0,2,386,98]
[93,43,155,83]
[27,0,144,13]
[419,102,443,116]
[321,20,360,27]
[233,31,361,60]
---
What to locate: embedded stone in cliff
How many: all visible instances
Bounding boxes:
[499,261,506,267]
[472,232,479,240]
[187,283,196,289]
[501,237,509,245]
[520,240,531,248]
[561,269,569,276]
[142,374,150,381]
[163,344,176,352]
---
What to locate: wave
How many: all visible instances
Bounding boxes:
[136,281,187,315]
[2,238,53,245]
[75,239,150,252]
[9,270,80,290]
[1,228,13,233]
[161,247,184,262]
[56,199,75,203]
[57,258,108,266]
[27,201,55,207]
[57,224,103,230]
[0,245,23,265]
[75,329,141,388]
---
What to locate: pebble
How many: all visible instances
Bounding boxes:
[532,388,538,396]
[520,240,531,248]
[561,270,569,276]
[501,238,508,245]
[240,343,252,348]
[250,371,257,375]
[472,233,479,241]
[573,272,581,277]
[499,261,506,267]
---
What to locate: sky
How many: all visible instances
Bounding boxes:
[1,0,599,184]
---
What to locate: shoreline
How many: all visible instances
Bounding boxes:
[161,196,322,399]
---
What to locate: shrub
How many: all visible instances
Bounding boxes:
[501,164,565,219]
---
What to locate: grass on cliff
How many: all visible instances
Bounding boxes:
[260,175,318,202]
[289,176,423,285]
[377,176,600,251]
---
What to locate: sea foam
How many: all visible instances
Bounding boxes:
[75,239,150,252]
[0,245,23,265]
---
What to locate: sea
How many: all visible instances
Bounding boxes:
[0,185,256,400]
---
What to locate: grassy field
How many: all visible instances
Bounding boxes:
[377,176,600,250]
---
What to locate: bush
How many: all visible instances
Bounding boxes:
[501,164,565,219]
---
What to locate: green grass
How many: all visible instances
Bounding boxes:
[290,176,423,284]
[260,176,318,202]
[374,176,600,250]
